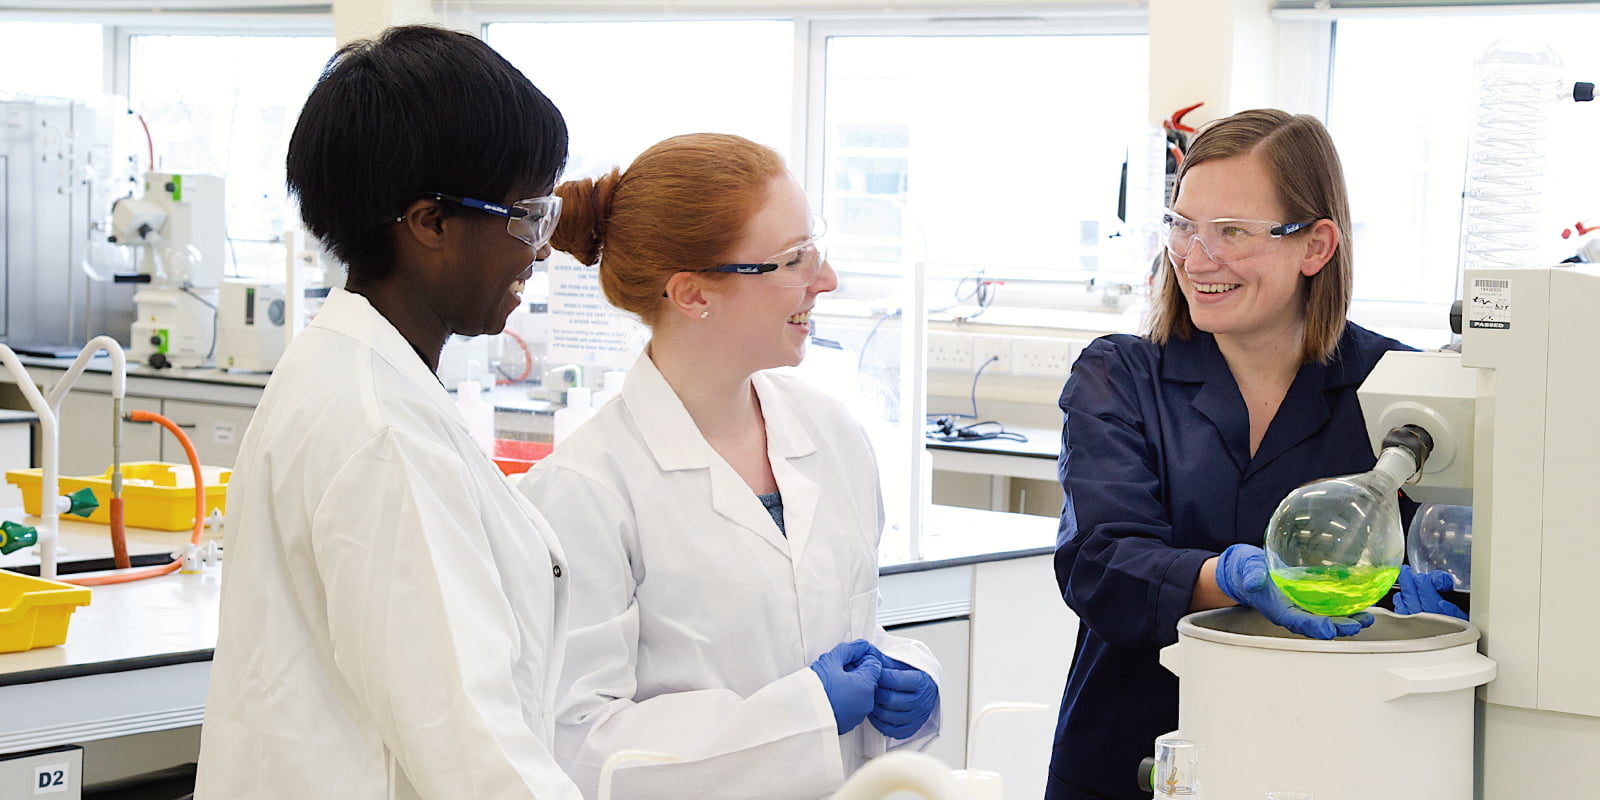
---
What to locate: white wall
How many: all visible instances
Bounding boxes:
[334,0,435,44]
[1147,0,1276,126]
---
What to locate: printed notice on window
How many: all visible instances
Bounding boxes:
[547,259,646,370]
[1467,278,1511,330]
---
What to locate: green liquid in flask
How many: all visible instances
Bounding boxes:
[1270,565,1400,616]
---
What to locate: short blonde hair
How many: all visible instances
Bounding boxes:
[1145,109,1353,364]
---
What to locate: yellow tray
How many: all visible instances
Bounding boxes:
[5,462,230,532]
[0,570,92,653]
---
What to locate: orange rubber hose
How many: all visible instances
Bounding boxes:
[64,410,205,587]
[109,497,129,570]
[67,558,182,586]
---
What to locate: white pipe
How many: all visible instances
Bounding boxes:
[905,260,928,562]
[829,751,969,800]
[0,346,60,579]
[964,701,1050,772]
[597,750,679,800]
[48,336,127,408]
[0,337,127,580]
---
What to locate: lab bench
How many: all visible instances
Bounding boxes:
[0,359,1076,793]
[0,355,267,476]
[2,362,1068,517]
[925,424,1060,514]
[0,356,555,472]
[0,505,1072,797]
[0,516,219,790]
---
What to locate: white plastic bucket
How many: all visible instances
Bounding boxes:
[1159,607,1494,800]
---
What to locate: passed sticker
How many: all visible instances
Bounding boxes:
[1467,278,1511,330]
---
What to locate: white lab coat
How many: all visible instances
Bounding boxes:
[195,289,581,800]
[519,352,941,800]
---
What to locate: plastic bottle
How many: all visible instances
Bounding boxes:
[455,379,495,458]
[1456,39,1575,275]
[591,370,626,409]
[552,386,596,449]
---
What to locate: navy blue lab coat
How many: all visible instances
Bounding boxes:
[1044,323,1412,800]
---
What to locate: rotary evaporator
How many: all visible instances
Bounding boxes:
[106,172,226,368]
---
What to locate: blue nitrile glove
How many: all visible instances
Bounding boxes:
[810,639,883,734]
[869,655,938,740]
[1214,544,1375,640]
[1393,565,1468,619]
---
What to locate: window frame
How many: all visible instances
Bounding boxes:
[801,14,1148,200]
[802,14,1150,323]
[459,8,1153,329]
[106,20,334,284]
[110,19,333,99]
[15,5,1157,331]
[480,16,807,179]
[11,4,1566,342]
[1282,8,1600,345]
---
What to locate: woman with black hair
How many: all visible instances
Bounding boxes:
[195,26,582,800]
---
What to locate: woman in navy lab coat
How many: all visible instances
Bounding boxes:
[1044,109,1417,800]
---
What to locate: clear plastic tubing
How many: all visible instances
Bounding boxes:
[1458,39,1567,274]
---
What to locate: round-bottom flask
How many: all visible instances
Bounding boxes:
[1407,503,1473,591]
[1265,448,1417,616]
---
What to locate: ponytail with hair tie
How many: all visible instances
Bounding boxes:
[553,167,621,267]
[589,174,612,250]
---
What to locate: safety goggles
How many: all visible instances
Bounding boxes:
[702,216,828,288]
[1161,207,1313,265]
[415,192,563,249]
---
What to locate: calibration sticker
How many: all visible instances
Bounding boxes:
[1468,278,1511,330]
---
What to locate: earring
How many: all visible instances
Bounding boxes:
[700,311,710,320]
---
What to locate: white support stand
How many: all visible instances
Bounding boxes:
[0,337,126,580]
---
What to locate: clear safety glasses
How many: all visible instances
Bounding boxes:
[418,192,564,249]
[1161,207,1313,265]
[704,216,829,288]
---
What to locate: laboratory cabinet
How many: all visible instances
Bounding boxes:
[883,618,970,771]
[54,391,165,474]
[0,411,35,507]
[159,399,255,468]
[879,549,1074,792]
[968,555,1076,800]
[44,391,254,474]
[0,360,266,475]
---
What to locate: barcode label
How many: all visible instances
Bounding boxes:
[1468,278,1512,330]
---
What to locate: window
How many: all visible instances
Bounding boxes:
[486,21,796,178]
[481,19,797,415]
[0,22,103,99]
[127,32,334,275]
[815,24,1149,315]
[1327,14,1600,339]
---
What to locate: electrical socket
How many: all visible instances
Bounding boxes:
[1012,337,1084,377]
[972,335,1011,375]
[928,332,974,371]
